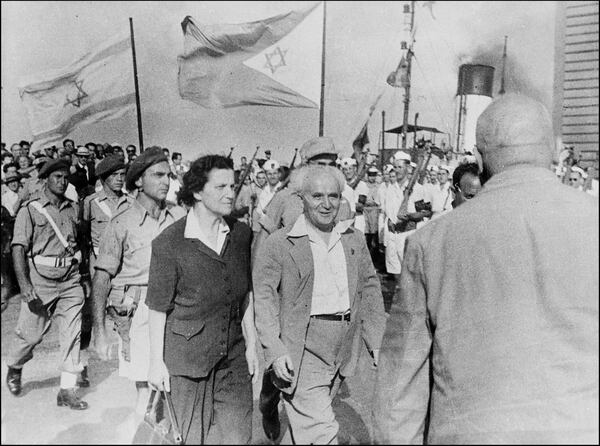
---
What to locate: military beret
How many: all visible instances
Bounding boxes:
[125,146,168,190]
[38,159,70,179]
[96,155,126,178]
[299,137,338,163]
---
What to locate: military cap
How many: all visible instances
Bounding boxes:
[264,149,272,155]
[38,159,70,179]
[571,166,587,178]
[367,166,380,175]
[125,146,168,190]
[2,171,21,184]
[96,155,126,179]
[299,137,338,163]
[437,165,450,174]
[393,150,411,162]
[340,157,357,168]
[263,159,280,171]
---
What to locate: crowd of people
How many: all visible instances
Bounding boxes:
[0,93,598,444]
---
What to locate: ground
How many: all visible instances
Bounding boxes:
[1,272,395,444]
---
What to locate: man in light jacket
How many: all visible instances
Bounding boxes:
[373,94,599,444]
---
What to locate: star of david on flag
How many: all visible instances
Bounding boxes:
[178,2,323,109]
[19,32,135,149]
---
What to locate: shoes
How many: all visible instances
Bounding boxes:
[6,367,22,396]
[57,388,88,410]
[262,407,280,441]
[77,366,90,388]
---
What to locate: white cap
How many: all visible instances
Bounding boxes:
[383,164,394,174]
[367,166,380,175]
[409,161,417,168]
[263,160,280,171]
[429,165,438,173]
[571,166,587,178]
[340,157,357,168]
[393,151,411,162]
[461,155,477,164]
[437,166,450,174]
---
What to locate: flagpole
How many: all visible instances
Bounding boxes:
[129,17,144,152]
[318,1,327,136]
[401,1,416,150]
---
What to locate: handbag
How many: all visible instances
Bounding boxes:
[132,390,184,445]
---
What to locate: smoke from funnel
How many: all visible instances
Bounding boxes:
[457,42,550,111]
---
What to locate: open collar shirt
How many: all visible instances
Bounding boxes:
[288,214,352,316]
[183,210,230,255]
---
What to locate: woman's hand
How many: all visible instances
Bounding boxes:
[148,358,170,392]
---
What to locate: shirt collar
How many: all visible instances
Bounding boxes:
[288,214,353,239]
[183,210,230,241]
[40,187,73,210]
[132,199,173,226]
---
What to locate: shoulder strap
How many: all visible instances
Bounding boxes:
[29,201,70,249]
[93,197,112,219]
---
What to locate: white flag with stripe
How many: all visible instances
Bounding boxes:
[19,32,135,148]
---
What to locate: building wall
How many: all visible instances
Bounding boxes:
[553,1,599,169]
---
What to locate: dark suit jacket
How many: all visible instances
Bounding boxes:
[145,216,252,378]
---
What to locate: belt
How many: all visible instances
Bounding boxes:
[311,312,351,322]
[32,251,81,267]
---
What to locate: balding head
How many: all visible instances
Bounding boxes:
[476,93,554,176]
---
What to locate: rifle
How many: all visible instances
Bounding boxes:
[227,147,235,159]
[290,148,299,168]
[234,146,260,200]
[393,146,432,233]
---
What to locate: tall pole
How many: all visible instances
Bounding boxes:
[499,35,508,95]
[380,110,386,170]
[413,112,419,148]
[129,17,144,151]
[318,1,327,136]
[402,1,416,149]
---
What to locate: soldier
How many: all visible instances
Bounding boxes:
[81,155,132,275]
[5,159,89,410]
[91,147,185,423]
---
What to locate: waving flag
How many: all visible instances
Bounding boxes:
[19,32,135,149]
[386,55,410,89]
[178,2,323,109]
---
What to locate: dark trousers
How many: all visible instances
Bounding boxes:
[170,346,253,444]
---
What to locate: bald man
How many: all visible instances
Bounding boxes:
[373,94,599,444]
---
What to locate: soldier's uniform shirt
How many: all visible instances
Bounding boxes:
[94,199,185,381]
[82,190,132,249]
[8,190,84,374]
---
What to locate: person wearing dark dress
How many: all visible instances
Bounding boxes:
[146,155,259,444]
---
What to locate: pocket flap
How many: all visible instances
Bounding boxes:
[171,319,205,340]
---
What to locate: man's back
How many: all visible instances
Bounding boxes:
[377,166,599,444]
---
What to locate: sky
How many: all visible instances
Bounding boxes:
[1,1,557,162]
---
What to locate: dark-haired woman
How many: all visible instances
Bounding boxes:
[146,155,259,444]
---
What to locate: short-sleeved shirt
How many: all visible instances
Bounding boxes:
[384,181,428,224]
[83,189,133,247]
[94,199,185,287]
[11,188,79,257]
